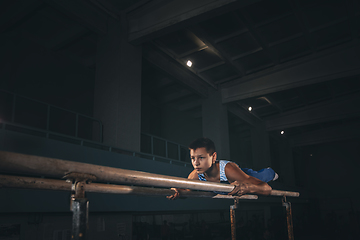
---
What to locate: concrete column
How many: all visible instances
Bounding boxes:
[250,123,271,169]
[202,89,230,159]
[94,16,142,152]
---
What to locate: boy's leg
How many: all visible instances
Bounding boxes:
[241,167,277,182]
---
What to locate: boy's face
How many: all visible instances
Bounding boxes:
[190,147,216,174]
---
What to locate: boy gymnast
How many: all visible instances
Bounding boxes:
[167,137,277,199]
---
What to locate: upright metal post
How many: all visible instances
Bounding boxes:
[71,193,89,240]
[66,173,96,240]
[282,196,294,240]
[230,198,239,240]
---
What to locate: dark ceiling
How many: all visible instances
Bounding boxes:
[2,0,360,147]
[141,0,360,146]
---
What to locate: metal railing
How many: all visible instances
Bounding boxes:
[141,133,190,163]
[0,89,103,142]
[0,121,192,168]
[0,89,189,165]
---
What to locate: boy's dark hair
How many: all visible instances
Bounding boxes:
[188,137,216,155]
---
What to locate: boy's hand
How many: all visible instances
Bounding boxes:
[166,188,180,200]
[228,181,250,196]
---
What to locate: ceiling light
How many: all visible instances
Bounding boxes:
[248,106,252,112]
[280,130,284,135]
[186,60,192,67]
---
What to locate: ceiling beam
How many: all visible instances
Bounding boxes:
[190,26,246,76]
[127,0,262,44]
[265,93,360,131]
[44,0,107,35]
[221,42,360,103]
[234,11,278,65]
[292,123,360,146]
[287,0,316,52]
[143,47,209,98]
[227,103,260,127]
[152,40,217,89]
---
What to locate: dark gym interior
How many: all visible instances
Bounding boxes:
[1,0,360,239]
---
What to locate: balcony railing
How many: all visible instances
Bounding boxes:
[0,89,103,142]
[0,89,191,166]
[141,133,190,163]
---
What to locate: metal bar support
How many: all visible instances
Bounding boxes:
[71,187,89,240]
[230,198,239,240]
[282,196,294,240]
[65,173,96,240]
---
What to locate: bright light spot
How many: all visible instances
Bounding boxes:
[186,60,192,67]
[310,154,313,157]
[280,130,284,135]
[248,106,252,112]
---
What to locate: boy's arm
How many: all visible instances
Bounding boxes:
[225,162,272,196]
[166,170,197,200]
[187,170,199,180]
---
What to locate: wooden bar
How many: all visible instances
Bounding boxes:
[270,190,300,197]
[0,151,300,197]
[0,174,258,200]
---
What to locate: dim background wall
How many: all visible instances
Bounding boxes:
[301,140,360,210]
[0,33,95,116]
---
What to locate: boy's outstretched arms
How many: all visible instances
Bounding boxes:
[166,170,198,200]
[166,188,192,200]
[225,162,272,196]
[166,163,272,200]
[166,188,180,200]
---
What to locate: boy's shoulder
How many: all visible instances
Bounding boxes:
[223,161,240,172]
[188,170,199,180]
